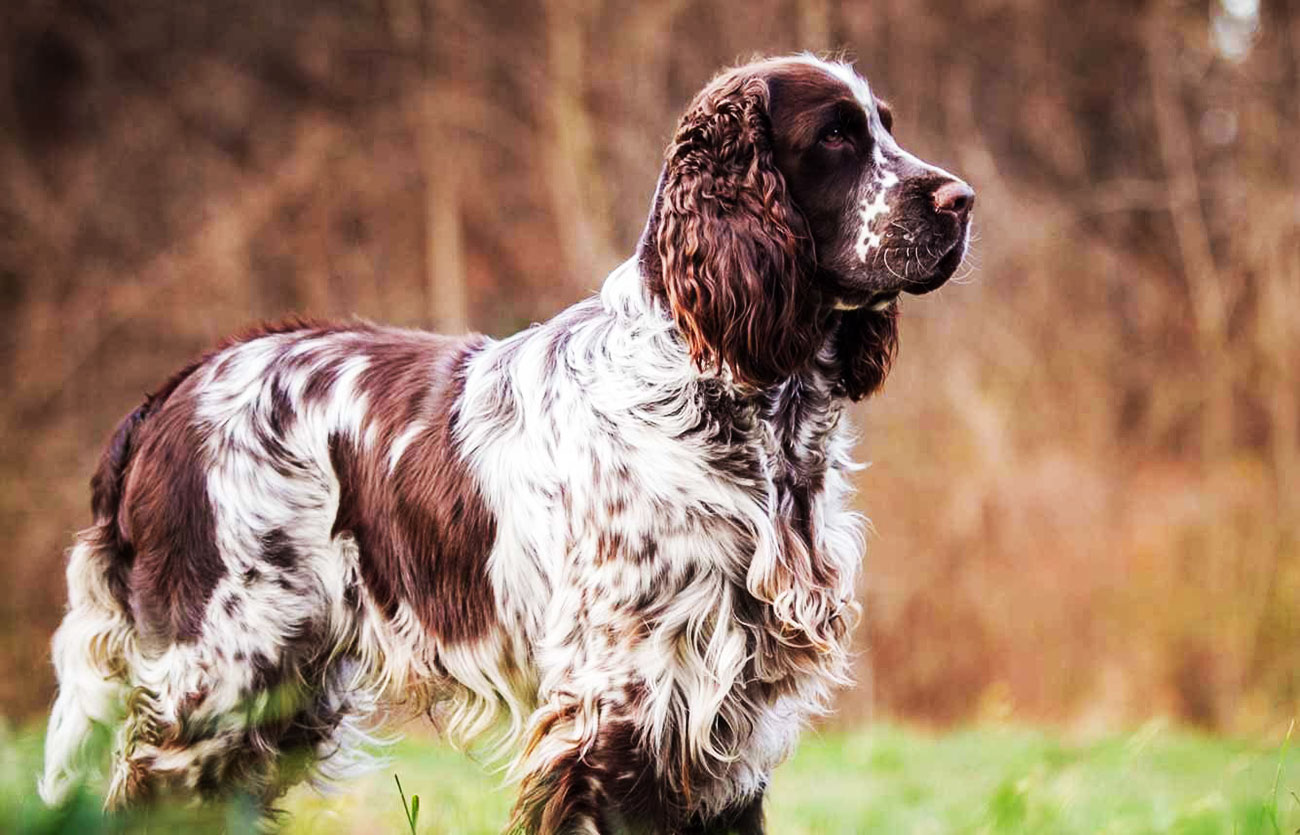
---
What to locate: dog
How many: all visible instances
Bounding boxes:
[40,54,973,833]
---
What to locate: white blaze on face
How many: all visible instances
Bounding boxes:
[855,161,899,263]
[792,57,903,265]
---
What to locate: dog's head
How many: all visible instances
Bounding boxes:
[642,55,973,399]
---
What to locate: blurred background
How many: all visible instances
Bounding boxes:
[0,0,1296,737]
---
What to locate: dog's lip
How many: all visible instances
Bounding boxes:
[902,238,964,296]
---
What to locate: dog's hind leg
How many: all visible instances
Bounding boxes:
[103,642,263,809]
[40,529,135,806]
[103,635,382,812]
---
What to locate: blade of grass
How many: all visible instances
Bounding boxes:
[1268,719,1296,835]
[395,773,417,834]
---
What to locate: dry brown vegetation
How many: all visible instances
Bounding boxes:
[1,0,1297,732]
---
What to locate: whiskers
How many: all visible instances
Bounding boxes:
[868,214,981,288]
[882,248,903,281]
[872,243,946,284]
[948,225,982,286]
[948,258,981,287]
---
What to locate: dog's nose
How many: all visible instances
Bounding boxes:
[933,180,975,220]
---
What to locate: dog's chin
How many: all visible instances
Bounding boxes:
[903,239,966,296]
[829,239,966,311]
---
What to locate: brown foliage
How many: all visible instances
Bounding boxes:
[1,0,1297,731]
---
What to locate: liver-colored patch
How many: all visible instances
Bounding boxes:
[328,332,499,645]
[112,318,499,648]
[120,373,225,643]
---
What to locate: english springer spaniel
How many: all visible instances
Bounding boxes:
[41,55,973,833]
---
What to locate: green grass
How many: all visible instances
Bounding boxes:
[2,720,1297,833]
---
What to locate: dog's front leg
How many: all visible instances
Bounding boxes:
[680,791,765,835]
[509,689,663,835]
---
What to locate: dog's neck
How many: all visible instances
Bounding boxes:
[598,253,846,473]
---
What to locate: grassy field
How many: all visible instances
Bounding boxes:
[1,721,1296,833]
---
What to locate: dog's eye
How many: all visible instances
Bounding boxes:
[821,126,847,147]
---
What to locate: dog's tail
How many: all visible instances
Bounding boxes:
[39,399,154,806]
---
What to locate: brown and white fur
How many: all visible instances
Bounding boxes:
[40,55,973,833]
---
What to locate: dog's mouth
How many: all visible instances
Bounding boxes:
[829,230,968,311]
[902,236,966,296]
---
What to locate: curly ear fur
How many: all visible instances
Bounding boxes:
[830,305,900,401]
[655,72,823,389]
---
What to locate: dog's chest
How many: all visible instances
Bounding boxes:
[520,377,852,665]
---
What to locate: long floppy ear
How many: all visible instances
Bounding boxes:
[831,305,900,401]
[652,72,822,389]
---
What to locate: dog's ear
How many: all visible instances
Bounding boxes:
[831,305,900,401]
[875,97,894,134]
[652,72,822,389]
